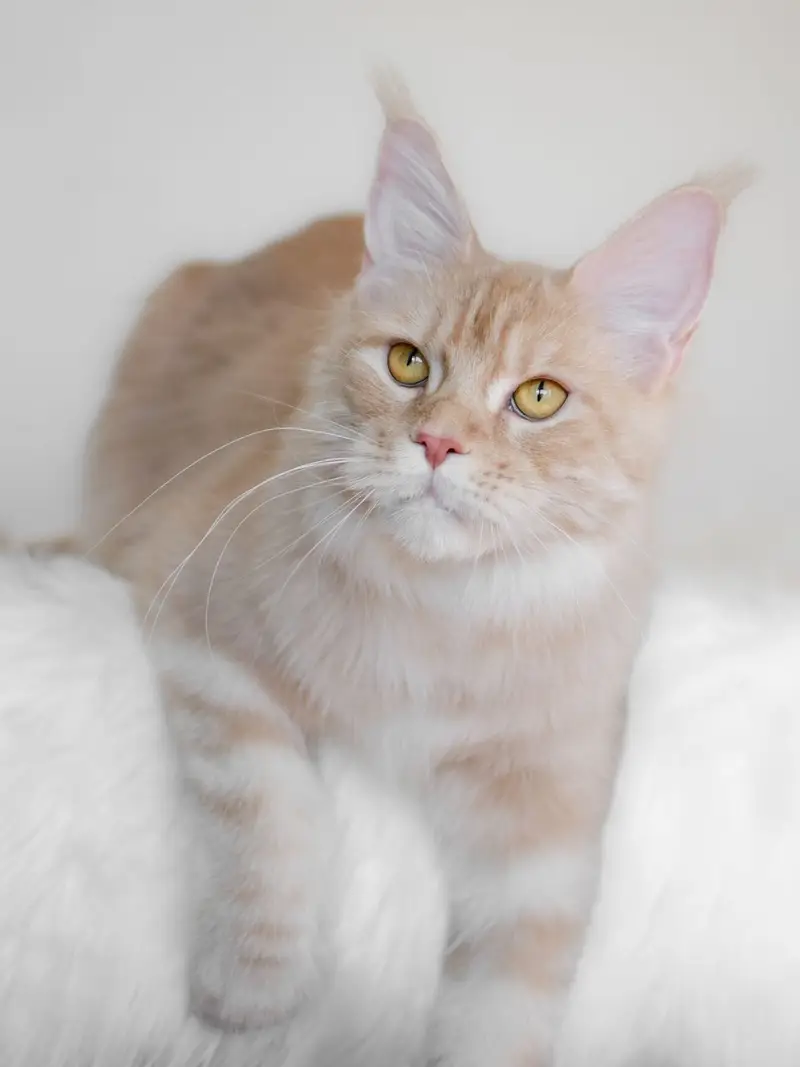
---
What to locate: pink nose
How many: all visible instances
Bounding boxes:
[415,431,465,470]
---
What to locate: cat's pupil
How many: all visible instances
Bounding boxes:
[536,381,546,402]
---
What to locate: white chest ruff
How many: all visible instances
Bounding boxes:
[265,528,616,732]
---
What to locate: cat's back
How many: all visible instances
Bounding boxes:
[84,214,364,541]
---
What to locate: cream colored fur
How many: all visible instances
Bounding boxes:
[3,550,800,1065]
[80,89,730,1060]
[0,548,445,1067]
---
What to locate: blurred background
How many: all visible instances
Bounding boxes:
[1,0,797,566]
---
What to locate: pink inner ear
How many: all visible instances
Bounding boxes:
[361,114,473,277]
[571,187,723,384]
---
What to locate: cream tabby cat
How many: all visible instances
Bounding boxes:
[83,86,730,1064]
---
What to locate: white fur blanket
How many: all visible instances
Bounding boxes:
[2,549,800,1066]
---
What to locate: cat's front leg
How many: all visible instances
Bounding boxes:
[428,755,605,1066]
[157,638,330,1033]
[428,910,589,1067]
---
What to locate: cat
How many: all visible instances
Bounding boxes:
[81,83,731,1064]
[0,544,446,1067]
[3,546,799,1067]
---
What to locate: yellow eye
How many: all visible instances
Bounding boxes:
[387,342,429,387]
[510,378,568,421]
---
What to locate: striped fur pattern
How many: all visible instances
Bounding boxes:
[82,87,730,1063]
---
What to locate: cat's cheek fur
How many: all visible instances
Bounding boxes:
[155,639,333,1031]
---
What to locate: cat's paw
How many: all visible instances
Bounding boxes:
[183,744,334,1033]
[189,910,324,1032]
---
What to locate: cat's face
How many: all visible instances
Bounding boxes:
[309,93,723,563]
[318,260,659,563]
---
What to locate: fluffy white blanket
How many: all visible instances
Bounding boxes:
[1,549,799,1066]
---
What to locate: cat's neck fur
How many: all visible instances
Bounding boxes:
[263,465,650,628]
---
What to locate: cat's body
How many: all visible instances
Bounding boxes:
[0,544,447,1067]
[83,91,728,1064]
[4,545,800,1067]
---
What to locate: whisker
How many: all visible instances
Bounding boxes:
[500,516,527,569]
[534,510,637,622]
[253,488,365,577]
[202,476,354,651]
[272,493,372,604]
[318,490,377,570]
[465,518,485,601]
[347,492,379,544]
[230,390,367,443]
[538,488,653,563]
[246,479,376,672]
[86,426,359,555]
[143,457,350,638]
[269,476,349,511]
[319,493,376,572]
[487,523,501,600]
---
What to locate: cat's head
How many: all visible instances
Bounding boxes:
[313,88,730,564]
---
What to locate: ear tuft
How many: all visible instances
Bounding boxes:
[689,162,756,218]
[360,74,474,286]
[370,67,417,125]
[570,175,748,387]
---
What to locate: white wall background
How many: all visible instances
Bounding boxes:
[1,0,798,565]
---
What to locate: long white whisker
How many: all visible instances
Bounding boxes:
[231,390,367,443]
[534,510,637,621]
[346,492,379,545]
[464,517,486,600]
[257,493,361,578]
[318,494,376,577]
[87,426,358,555]
[537,487,653,563]
[352,504,376,539]
[143,457,349,638]
[498,516,528,569]
[202,477,354,651]
[319,490,377,569]
[272,493,371,604]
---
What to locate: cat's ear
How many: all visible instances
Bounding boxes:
[570,185,725,388]
[360,82,474,286]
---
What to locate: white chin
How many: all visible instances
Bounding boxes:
[386,497,480,562]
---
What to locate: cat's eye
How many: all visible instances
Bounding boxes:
[510,379,568,421]
[387,342,429,387]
